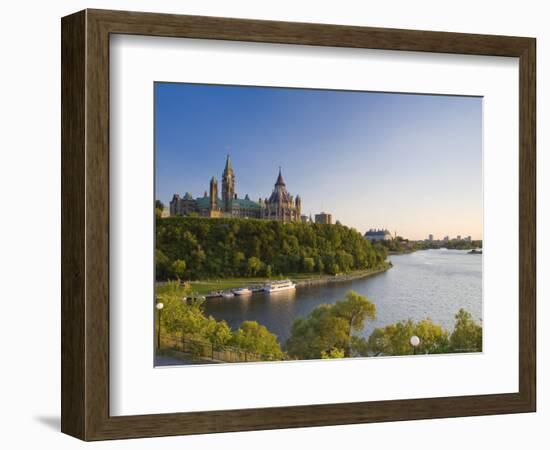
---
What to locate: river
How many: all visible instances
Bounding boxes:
[203,249,482,343]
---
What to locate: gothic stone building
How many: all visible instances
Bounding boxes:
[169,155,302,222]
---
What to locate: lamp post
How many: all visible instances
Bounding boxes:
[410,335,420,355]
[156,302,164,351]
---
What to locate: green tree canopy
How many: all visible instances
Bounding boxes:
[286,290,376,360]
[157,281,285,361]
[171,259,186,279]
[246,256,263,277]
[449,308,482,352]
[231,321,285,360]
[156,216,388,280]
[368,317,453,356]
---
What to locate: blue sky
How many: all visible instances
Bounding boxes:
[155,82,482,240]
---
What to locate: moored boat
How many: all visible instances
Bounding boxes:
[263,279,296,293]
[233,287,252,296]
[221,291,235,298]
[205,290,223,299]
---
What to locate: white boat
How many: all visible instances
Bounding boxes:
[263,279,296,293]
[233,287,252,296]
[221,291,234,298]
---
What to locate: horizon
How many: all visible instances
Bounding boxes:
[155,82,482,240]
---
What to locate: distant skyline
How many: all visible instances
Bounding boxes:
[155,82,482,240]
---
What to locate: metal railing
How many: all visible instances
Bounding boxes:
[161,334,268,363]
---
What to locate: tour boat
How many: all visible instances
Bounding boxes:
[263,279,296,293]
[233,287,252,296]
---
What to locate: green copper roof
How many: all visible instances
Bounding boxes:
[230,198,261,209]
[195,196,221,208]
[194,195,260,210]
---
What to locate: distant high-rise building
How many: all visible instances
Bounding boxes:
[315,212,332,225]
[457,235,462,240]
[428,234,434,241]
[443,235,449,242]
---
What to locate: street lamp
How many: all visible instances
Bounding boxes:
[156,302,164,351]
[410,335,420,355]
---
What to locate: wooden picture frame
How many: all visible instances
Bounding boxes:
[61,9,536,441]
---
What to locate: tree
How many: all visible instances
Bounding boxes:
[246,256,263,277]
[157,281,234,358]
[156,282,288,362]
[329,263,340,275]
[286,305,349,359]
[231,321,285,360]
[332,290,376,352]
[155,249,170,280]
[321,347,345,359]
[302,257,315,273]
[204,317,232,350]
[350,335,370,357]
[232,251,246,269]
[156,281,193,339]
[286,290,376,359]
[449,309,482,352]
[368,318,450,356]
[171,259,186,279]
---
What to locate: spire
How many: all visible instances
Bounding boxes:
[224,154,233,174]
[275,166,285,186]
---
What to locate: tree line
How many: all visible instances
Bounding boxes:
[157,283,482,363]
[156,216,388,280]
[379,236,483,254]
[286,292,482,359]
[158,282,284,360]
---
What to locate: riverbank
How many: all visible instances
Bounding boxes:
[388,249,416,255]
[293,265,391,288]
[176,265,392,296]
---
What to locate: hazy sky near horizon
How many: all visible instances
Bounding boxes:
[155,83,482,240]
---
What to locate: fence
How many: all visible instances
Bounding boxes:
[161,333,266,364]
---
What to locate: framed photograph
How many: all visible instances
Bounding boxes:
[61,9,536,441]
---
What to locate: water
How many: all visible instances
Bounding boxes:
[203,249,482,343]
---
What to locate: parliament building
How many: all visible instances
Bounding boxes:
[169,155,302,222]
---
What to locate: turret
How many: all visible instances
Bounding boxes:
[275,167,286,186]
[222,154,236,212]
[209,176,218,210]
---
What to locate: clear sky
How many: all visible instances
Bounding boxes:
[155,82,482,240]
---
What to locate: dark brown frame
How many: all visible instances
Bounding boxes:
[61,9,536,441]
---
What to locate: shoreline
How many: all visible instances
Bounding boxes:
[293,265,391,289]
[161,264,392,296]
